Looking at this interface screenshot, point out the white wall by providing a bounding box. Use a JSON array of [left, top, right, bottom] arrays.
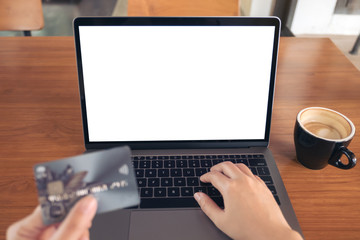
[[290, 0, 360, 35], [241, 0, 275, 16]]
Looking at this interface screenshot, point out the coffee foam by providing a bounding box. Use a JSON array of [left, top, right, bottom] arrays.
[[299, 108, 353, 141], [303, 122, 343, 139]]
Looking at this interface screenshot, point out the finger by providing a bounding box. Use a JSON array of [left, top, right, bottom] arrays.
[[194, 192, 224, 226], [51, 195, 97, 240], [254, 175, 267, 187], [210, 161, 242, 179], [235, 163, 255, 178], [79, 229, 90, 240], [200, 171, 230, 193], [39, 225, 57, 240], [7, 206, 46, 240]]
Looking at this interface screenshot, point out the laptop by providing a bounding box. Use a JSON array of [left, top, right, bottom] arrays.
[[73, 17, 303, 240]]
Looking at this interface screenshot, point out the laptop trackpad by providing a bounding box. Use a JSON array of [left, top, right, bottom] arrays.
[[129, 209, 230, 240]]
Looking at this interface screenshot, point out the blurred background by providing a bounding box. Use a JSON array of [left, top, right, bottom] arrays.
[[0, 0, 359, 70]]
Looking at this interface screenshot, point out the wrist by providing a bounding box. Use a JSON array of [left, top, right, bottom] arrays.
[[261, 226, 303, 240], [289, 230, 303, 240], [280, 228, 303, 240]]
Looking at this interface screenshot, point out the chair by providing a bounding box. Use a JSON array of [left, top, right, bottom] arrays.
[[0, 0, 44, 36]]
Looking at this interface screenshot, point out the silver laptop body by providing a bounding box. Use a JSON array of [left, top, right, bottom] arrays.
[[73, 16, 302, 239]]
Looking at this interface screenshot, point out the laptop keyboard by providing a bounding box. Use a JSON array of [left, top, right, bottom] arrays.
[[132, 154, 280, 208]]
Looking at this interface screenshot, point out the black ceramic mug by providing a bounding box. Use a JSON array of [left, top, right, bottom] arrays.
[[294, 107, 356, 170]]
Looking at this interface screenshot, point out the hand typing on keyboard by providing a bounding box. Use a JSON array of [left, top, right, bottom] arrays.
[[194, 162, 303, 240]]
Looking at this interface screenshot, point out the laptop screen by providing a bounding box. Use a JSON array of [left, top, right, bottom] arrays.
[[74, 17, 280, 148]]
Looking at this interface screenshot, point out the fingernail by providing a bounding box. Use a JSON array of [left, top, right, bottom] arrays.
[[79, 196, 97, 214], [194, 192, 201, 202]]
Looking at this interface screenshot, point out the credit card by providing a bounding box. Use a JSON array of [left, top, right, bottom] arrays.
[[33, 146, 139, 225]]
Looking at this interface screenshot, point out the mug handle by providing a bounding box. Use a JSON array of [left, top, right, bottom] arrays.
[[329, 146, 357, 169]]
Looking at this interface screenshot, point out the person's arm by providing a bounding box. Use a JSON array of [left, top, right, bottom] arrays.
[[194, 162, 303, 240], [7, 195, 97, 240]]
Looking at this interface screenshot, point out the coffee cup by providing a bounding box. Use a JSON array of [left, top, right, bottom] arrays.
[[294, 107, 356, 170]]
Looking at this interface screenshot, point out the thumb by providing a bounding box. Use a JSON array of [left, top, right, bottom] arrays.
[[194, 192, 223, 226], [51, 195, 98, 240]]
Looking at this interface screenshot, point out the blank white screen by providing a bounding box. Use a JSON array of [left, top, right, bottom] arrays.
[[79, 25, 275, 141]]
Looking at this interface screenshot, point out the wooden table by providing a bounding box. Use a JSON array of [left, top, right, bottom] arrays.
[[127, 0, 240, 16], [0, 37, 359, 240]]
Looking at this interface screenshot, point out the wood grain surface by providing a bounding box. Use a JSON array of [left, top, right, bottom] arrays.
[[128, 0, 240, 16], [0, 37, 359, 240]]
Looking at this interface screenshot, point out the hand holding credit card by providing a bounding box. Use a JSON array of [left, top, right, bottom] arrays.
[[33, 146, 139, 225]]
